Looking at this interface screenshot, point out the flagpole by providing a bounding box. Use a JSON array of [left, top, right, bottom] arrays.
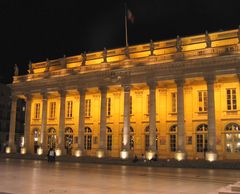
[[124, 3, 129, 47]]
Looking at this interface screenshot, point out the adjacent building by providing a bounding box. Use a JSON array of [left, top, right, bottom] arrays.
[[7, 28, 240, 160]]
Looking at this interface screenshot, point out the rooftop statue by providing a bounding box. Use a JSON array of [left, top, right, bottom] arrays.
[[45, 58, 50, 72], [14, 64, 19, 76], [81, 52, 87, 66], [124, 46, 130, 59], [60, 54, 67, 68], [205, 30, 212, 48], [149, 39, 155, 56], [28, 61, 33, 74], [102, 47, 107, 63], [176, 35, 182, 52]]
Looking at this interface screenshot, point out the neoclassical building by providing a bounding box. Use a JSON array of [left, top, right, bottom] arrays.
[[7, 28, 240, 160]]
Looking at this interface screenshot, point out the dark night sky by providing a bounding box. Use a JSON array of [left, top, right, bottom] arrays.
[[0, 0, 239, 84]]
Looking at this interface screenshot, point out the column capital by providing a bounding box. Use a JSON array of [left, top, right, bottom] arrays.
[[77, 88, 86, 95], [204, 74, 215, 85], [147, 81, 157, 90], [40, 91, 48, 100], [122, 84, 131, 92], [99, 86, 108, 93], [58, 90, 67, 97], [175, 78, 185, 87]]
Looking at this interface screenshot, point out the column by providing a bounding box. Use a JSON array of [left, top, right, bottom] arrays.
[[175, 78, 186, 160], [120, 85, 131, 159], [75, 89, 85, 157], [97, 86, 107, 158], [57, 90, 66, 155], [40, 92, 48, 153], [7, 95, 17, 153], [205, 75, 217, 161], [148, 81, 157, 154], [23, 94, 32, 153]]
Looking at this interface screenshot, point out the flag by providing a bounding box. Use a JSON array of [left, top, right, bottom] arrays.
[[127, 9, 135, 23]]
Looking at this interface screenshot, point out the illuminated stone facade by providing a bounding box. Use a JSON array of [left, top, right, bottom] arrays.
[[8, 28, 240, 160]]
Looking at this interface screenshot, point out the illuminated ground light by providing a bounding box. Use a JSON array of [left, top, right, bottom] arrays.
[[55, 148, 62, 156], [20, 147, 26, 154], [120, 150, 129, 159], [206, 152, 217, 162], [96, 150, 104, 158], [175, 151, 186, 161], [5, 146, 11, 154], [146, 151, 155, 160], [74, 149, 82, 157], [37, 147, 43, 155]]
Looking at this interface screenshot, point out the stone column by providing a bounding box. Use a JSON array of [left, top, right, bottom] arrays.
[[57, 90, 66, 155], [175, 78, 186, 160], [146, 81, 157, 159], [97, 86, 107, 158], [23, 94, 32, 154], [120, 85, 131, 159], [7, 95, 17, 153], [40, 92, 48, 154], [75, 89, 85, 157], [205, 75, 217, 161]]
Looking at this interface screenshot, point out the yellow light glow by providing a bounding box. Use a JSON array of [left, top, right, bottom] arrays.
[[20, 147, 26, 154], [146, 150, 155, 160], [5, 146, 11, 154], [206, 152, 217, 162], [74, 149, 82, 157], [37, 147, 43, 155], [175, 151, 185, 161], [55, 148, 61, 156], [96, 150, 104, 158], [120, 150, 128, 159]]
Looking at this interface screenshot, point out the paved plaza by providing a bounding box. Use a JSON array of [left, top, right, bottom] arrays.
[[0, 159, 239, 194]]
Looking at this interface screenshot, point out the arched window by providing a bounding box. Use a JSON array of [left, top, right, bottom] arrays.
[[225, 123, 240, 153], [84, 127, 92, 150], [33, 128, 40, 153], [130, 127, 134, 150], [196, 124, 208, 152], [64, 127, 73, 154], [169, 125, 177, 152], [106, 127, 112, 151], [47, 128, 56, 149], [145, 126, 158, 151]]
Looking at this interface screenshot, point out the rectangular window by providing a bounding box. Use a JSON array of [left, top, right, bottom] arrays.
[[66, 101, 73, 118], [49, 102, 56, 119], [85, 99, 91, 117], [227, 89, 237, 110], [106, 98, 111, 116], [198, 91, 208, 112], [170, 134, 176, 152], [107, 135, 112, 151], [130, 96, 133, 115], [171, 92, 177, 113], [34, 103, 40, 119]]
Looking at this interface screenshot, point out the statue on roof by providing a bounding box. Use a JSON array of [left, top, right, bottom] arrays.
[[102, 47, 107, 63], [205, 30, 212, 48], [149, 39, 155, 56], [176, 35, 182, 52], [124, 46, 130, 59], [45, 58, 50, 72], [61, 54, 67, 68], [238, 25, 240, 43], [28, 61, 33, 74], [81, 52, 87, 66], [14, 64, 19, 76]]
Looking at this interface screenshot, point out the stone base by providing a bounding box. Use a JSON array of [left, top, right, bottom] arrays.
[[20, 147, 27, 155], [96, 149, 105, 158], [206, 151, 217, 162], [74, 149, 83, 157], [146, 150, 156, 160], [174, 151, 186, 161], [120, 150, 129, 160]]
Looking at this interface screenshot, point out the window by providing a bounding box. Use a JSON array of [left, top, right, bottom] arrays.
[[130, 127, 134, 150], [106, 127, 112, 151], [198, 91, 208, 112], [130, 96, 133, 115], [66, 101, 73, 118], [196, 124, 208, 152], [169, 125, 177, 152], [85, 99, 91, 117], [49, 102, 56, 119], [226, 89, 237, 110], [47, 128, 56, 149], [64, 127, 73, 154], [84, 127, 92, 150], [34, 103, 40, 119], [106, 98, 111, 116], [225, 123, 240, 153], [171, 92, 177, 113]]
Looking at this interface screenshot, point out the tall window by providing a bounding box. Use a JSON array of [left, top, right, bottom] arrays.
[[198, 91, 208, 112], [34, 103, 40, 119], [49, 102, 56, 119], [130, 96, 133, 115], [47, 128, 56, 149], [66, 101, 73, 118], [130, 127, 134, 150], [226, 89, 237, 110], [196, 124, 208, 152], [84, 127, 92, 150], [106, 127, 112, 151], [225, 123, 240, 153], [85, 99, 91, 117], [106, 98, 111, 116], [171, 92, 177, 113], [169, 125, 177, 152]]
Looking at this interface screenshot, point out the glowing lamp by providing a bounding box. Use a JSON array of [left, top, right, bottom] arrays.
[[96, 150, 104, 158], [5, 146, 11, 154], [20, 147, 26, 154], [37, 147, 43, 155], [175, 151, 186, 161], [74, 149, 82, 157], [146, 150, 155, 160], [55, 148, 61, 156], [120, 150, 129, 159], [206, 152, 217, 162]]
